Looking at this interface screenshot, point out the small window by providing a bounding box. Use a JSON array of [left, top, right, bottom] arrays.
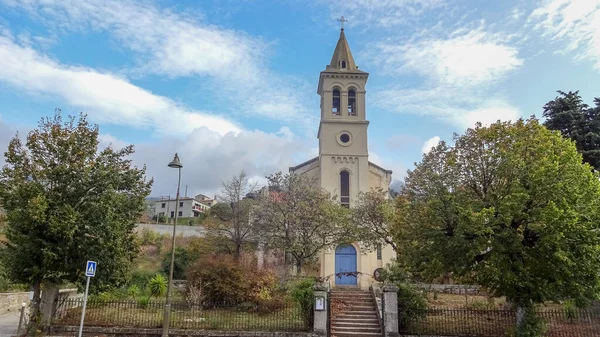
[[348, 89, 356, 116], [170, 211, 174, 218], [179, 201, 183, 207], [340, 170, 350, 207], [341, 60, 347, 68], [340, 133, 350, 143], [178, 211, 182, 216], [376, 244, 382, 260], [161, 203, 166, 208], [332, 88, 341, 115]]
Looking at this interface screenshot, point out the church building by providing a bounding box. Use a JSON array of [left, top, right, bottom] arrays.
[[289, 27, 395, 289]]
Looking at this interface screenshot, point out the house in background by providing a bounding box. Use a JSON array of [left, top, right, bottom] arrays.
[[154, 195, 212, 219]]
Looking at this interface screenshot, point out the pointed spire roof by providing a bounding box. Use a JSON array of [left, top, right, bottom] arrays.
[[326, 29, 364, 73]]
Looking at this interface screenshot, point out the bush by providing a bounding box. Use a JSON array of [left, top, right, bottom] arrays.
[[137, 296, 150, 309], [396, 283, 428, 330], [139, 228, 163, 246], [130, 269, 155, 289], [289, 278, 314, 328], [127, 284, 141, 299], [186, 255, 281, 305], [161, 247, 193, 280], [515, 307, 547, 337], [149, 274, 167, 297]]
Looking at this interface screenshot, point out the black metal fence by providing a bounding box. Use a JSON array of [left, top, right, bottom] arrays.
[[52, 298, 311, 332], [401, 308, 600, 337]]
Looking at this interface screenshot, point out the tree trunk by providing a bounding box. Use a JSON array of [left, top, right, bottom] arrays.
[[295, 260, 304, 276], [28, 279, 42, 333], [516, 305, 525, 328]]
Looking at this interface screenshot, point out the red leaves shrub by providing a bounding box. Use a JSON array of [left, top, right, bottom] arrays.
[[186, 255, 281, 306]]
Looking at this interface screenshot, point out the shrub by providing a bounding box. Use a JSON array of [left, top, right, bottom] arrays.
[[139, 228, 163, 246], [130, 269, 155, 289], [137, 296, 150, 309], [127, 284, 141, 299], [396, 283, 428, 330], [515, 307, 547, 337], [187, 256, 248, 304], [289, 278, 314, 328], [149, 274, 167, 297], [161, 247, 192, 280], [186, 255, 281, 305]]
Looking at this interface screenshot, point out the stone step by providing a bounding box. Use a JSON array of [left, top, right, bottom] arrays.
[[329, 331, 383, 337], [334, 311, 377, 319], [332, 326, 382, 333], [332, 321, 380, 328]]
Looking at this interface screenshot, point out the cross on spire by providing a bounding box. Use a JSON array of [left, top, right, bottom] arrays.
[[337, 16, 348, 30]]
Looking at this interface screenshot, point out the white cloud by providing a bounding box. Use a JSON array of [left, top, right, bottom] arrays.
[[2, 0, 315, 124], [126, 128, 310, 197], [372, 86, 521, 130], [0, 34, 240, 137], [529, 0, 600, 70], [1, 117, 310, 198], [421, 136, 440, 154], [327, 0, 445, 28], [386, 134, 421, 151], [367, 23, 523, 129], [371, 27, 523, 88]]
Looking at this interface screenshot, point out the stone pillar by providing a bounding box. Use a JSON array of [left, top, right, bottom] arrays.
[[383, 285, 399, 337], [40, 283, 59, 327], [313, 283, 328, 336]]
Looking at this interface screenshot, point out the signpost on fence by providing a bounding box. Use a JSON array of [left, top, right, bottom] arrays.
[[78, 260, 96, 337]]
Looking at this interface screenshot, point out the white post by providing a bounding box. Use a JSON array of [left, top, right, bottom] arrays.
[[78, 276, 91, 337]]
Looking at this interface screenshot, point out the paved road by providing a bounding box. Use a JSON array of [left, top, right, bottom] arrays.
[[0, 310, 25, 337]]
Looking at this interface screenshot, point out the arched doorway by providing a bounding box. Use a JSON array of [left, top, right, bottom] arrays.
[[335, 244, 357, 286]]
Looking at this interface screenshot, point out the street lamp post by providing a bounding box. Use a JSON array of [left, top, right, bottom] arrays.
[[162, 153, 182, 337]]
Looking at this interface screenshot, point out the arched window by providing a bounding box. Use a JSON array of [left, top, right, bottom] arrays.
[[348, 88, 356, 116], [340, 170, 350, 208], [341, 60, 347, 68], [332, 88, 341, 115]]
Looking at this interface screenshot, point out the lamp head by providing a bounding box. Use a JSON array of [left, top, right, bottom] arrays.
[[168, 153, 183, 169]]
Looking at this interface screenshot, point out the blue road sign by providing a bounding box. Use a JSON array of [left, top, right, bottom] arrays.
[[85, 261, 97, 277]]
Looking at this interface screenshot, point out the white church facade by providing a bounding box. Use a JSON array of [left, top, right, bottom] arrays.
[[289, 27, 395, 289]]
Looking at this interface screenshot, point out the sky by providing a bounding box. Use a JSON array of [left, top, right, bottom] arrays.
[[0, 0, 599, 198]]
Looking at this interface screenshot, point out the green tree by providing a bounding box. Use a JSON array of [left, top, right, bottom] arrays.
[[543, 90, 600, 171], [205, 171, 257, 258], [400, 118, 600, 330], [352, 188, 398, 253], [253, 172, 354, 274], [0, 112, 152, 324]]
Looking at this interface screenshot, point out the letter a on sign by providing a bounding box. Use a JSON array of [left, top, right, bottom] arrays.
[[86, 261, 97, 277]]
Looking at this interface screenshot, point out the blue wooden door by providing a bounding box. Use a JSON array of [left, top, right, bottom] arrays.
[[335, 244, 357, 285]]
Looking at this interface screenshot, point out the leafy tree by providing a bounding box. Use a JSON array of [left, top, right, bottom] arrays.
[[543, 90, 600, 171], [352, 188, 398, 253], [399, 118, 600, 329], [204, 171, 257, 258], [0, 112, 152, 323], [253, 172, 354, 274]]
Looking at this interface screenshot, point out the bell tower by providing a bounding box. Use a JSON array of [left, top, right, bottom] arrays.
[[317, 26, 370, 207]]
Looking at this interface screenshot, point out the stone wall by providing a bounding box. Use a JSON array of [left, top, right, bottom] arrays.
[[413, 283, 483, 295], [135, 223, 206, 237], [0, 292, 29, 313], [50, 326, 318, 337]]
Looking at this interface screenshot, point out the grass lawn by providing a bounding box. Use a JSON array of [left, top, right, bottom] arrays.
[[409, 292, 600, 336], [55, 301, 308, 332]]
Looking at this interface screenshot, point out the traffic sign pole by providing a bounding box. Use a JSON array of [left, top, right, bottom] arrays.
[[78, 261, 97, 337], [78, 276, 91, 337]]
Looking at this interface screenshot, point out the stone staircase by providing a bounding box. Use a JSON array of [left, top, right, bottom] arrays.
[[330, 288, 382, 337]]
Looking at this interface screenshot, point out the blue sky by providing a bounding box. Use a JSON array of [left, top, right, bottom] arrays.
[[0, 0, 599, 197]]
